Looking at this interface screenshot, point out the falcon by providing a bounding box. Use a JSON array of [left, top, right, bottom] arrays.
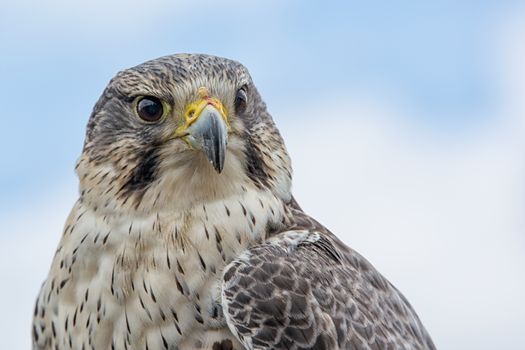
[[32, 54, 435, 350]]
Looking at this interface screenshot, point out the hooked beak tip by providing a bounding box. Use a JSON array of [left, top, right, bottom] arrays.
[[184, 104, 228, 173]]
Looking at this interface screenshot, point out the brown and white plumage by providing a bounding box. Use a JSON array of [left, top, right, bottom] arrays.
[[32, 54, 435, 350]]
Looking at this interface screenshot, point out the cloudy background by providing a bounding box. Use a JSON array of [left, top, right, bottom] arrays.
[[1, 0, 524, 348]]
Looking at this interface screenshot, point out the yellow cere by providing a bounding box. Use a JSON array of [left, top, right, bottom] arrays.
[[188, 88, 227, 122]]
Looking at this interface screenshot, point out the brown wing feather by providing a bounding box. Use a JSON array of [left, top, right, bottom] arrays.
[[221, 230, 435, 350]]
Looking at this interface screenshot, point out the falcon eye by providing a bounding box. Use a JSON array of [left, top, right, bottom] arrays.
[[234, 86, 248, 113], [135, 96, 165, 122]]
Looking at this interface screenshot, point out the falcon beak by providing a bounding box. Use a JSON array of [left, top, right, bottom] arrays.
[[176, 87, 229, 173]]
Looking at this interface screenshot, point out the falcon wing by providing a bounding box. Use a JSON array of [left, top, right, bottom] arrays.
[[221, 230, 435, 350]]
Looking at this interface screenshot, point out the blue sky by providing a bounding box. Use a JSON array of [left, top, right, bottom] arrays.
[[0, 0, 519, 204], [1, 1, 524, 349]]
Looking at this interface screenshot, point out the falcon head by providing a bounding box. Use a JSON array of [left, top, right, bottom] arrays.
[[77, 54, 292, 212]]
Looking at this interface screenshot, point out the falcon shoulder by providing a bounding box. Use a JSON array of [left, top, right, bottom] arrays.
[[221, 215, 435, 350]]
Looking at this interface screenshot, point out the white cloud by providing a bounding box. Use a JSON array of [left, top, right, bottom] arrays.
[[279, 93, 525, 349], [0, 183, 77, 349]]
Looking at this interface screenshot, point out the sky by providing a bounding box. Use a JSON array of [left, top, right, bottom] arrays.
[[1, 0, 524, 348]]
